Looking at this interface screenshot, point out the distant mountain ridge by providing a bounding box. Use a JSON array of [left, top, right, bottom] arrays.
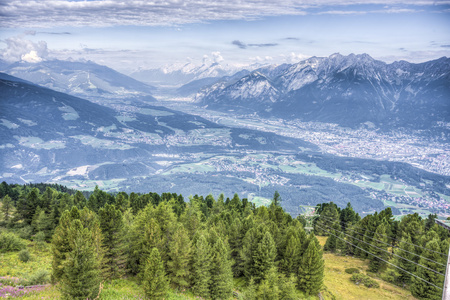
[[130, 61, 263, 87], [196, 54, 450, 128], [2, 59, 156, 102], [0, 73, 313, 184]]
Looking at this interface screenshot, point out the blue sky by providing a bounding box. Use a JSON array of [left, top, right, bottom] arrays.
[[1, 0, 449, 72]]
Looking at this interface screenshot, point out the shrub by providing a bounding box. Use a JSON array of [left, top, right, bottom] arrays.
[[27, 269, 50, 285], [18, 249, 31, 262], [17, 226, 33, 240], [0, 231, 26, 252], [345, 268, 360, 274], [350, 273, 380, 288]]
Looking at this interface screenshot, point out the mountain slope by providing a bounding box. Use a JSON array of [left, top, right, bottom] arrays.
[[2, 60, 156, 102], [197, 54, 450, 128], [0, 73, 313, 184]]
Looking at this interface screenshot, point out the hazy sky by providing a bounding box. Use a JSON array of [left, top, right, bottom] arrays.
[[1, 0, 449, 73]]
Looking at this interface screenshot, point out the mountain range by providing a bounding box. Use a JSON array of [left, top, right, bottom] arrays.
[[195, 53, 450, 129], [0, 72, 312, 185], [1, 60, 156, 102]]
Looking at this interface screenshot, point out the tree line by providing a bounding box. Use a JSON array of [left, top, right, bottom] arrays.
[[0, 183, 324, 299], [314, 202, 449, 300]]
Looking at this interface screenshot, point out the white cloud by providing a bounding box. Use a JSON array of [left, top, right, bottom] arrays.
[[288, 52, 310, 63], [211, 51, 224, 63], [1, 36, 48, 63], [21, 50, 43, 63], [1, 0, 447, 28]]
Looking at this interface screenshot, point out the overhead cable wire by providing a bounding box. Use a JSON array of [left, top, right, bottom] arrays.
[[315, 223, 444, 291], [318, 217, 446, 267], [318, 215, 447, 257], [316, 220, 445, 277]]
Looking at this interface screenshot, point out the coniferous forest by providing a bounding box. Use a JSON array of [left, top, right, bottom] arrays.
[[0, 181, 448, 299]]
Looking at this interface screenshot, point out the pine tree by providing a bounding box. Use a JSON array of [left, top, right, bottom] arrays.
[[1, 195, 12, 223], [98, 203, 126, 279], [253, 231, 277, 283], [314, 202, 339, 236], [272, 191, 281, 207], [395, 234, 416, 285], [51, 207, 103, 284], [60, 219, 101, 300], [210, 236, 233, 300], [257, 267, 280, 300], [167, 223, 192, 288], [142, 247, 169, 300], [335, 232, 346, 255], [323, 223, 340, 253], [192, 234, 211, 298], [410, 239, 445, 300], [368, 223, 388, 273], [298, 234, 324, 296], [281, 235, 301, 276]]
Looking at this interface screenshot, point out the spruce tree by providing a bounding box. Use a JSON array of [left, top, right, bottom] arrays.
[[395, 234, 416, 285], [253, 231, 277, 283], [410, 239, 445, 300], [257, 266, 280, 300], [60, 219, 101, 300], [210, 237, 233, 299], [167, 223, 192, 288], [314, 202, 339, 236], [281, 235, 301, 276], [98, 203, 126, 279], [298, 234, 324, 296], [368, 223, 388, 273], [142, 247, 169, 300], [1, 195, 12, 224], [192, 234, 211, 298], [323, 223, 339, 253]]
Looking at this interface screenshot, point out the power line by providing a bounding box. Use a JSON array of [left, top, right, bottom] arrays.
[[319, 215, 447, 257], [316, 220, 445, 277], [319, 217, 446, 267], [315, 223, 444, 291]]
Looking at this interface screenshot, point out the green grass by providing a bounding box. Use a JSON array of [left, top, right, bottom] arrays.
[[316, 236, 417, 300]]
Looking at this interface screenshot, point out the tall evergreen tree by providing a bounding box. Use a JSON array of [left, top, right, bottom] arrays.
[[60, 219, 101, 300], [167, 223, 192, 288], [298, 234, 324, 296], [142, 248, 169, 300], [1, 195, 12, 223], [314, 202, 339, 236], [98, 203, 126, 279], [253, 231, 277, 283], [281, 235, 301, 276], [257, 267, 281, 300], [395, 234, 416, 285], [192, 234, 212, 298], [210, 236, 233, 300], [410, 239, 445, 300], [368, 223, 389, 273]]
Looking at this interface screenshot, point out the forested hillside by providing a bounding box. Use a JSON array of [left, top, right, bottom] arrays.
[[315, 202, 449, 299], [0, 183, 323, 299], [0, 182, 447, 299]]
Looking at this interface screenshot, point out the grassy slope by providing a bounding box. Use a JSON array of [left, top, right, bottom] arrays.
[[317, 236, 417, 300]]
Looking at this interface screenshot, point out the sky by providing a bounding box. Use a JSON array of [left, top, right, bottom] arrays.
[[1, 0, 450, 73]]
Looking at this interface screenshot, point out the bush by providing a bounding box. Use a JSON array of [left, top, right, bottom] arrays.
[[17, 226, 33, 240], [18, 249, 31, 262], [350, 273, 380, 288], [0, 231, 26, 252], [345, 268, 360, 274], [27, 269, 50, 285]]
